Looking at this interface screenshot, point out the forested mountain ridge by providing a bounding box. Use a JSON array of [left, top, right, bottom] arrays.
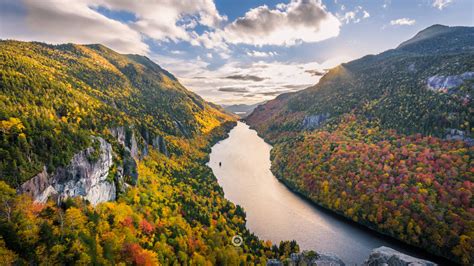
[[0, 40, 302, 264], [247, 25, 473, 141], [0, 40, 232, 187], [246, 25, 474, 264]]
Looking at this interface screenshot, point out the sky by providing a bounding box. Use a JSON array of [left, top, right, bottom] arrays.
[[0, 0, 473, 105]]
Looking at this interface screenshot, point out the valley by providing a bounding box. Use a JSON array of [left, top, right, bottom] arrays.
[[208, 122, 448, 265], [0, 2, 472, 263], [246, 25, 474, 264]]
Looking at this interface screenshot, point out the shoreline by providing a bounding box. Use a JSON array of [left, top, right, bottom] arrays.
[[240, 121, 456, 265]]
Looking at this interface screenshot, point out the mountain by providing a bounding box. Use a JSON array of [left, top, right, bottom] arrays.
[[222, 101, 266, 118], [0, 40, 301, 264], [246, 25, 474, 264]]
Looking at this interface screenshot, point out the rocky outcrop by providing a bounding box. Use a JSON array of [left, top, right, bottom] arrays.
[[267, 259, 283, 266], [364, 247, 436, 266], [174, 120, 190, 137], [130, 132, 139, 160], [19, 137, 116, 206], [110, 126, 127, 146], [152, 135, 169, 157], [19, 167, 55, 203], [446, 128, 474, 146], [110, 126, 139, 159], [266, 248, 436, 266], [302, 113, 330, 130], [427, 71, 474, 93], [267, 251, 344, 266], [312, 254, 345, 266]]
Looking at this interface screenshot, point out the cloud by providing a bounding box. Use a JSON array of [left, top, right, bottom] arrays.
[[247, 50, 278, 57], [338, 6, 370, 24], [432, 0, 453, 10], [96, 0, 226, 42], [152, 52, 352, 105], [0, 0, 148, 54], [390, 18, 416, 26], [0, 0, 344, 54], [283, 84, 313, 89], [305, 69, 326, 76], [0, 0, 228, 54], [218, 0, 340, 46], [218, 87, 249, 93], [257, 90, 290, 96], [363, 10, 370, 19], [224, 74, 267, 82], [382, 0, 391, 9]]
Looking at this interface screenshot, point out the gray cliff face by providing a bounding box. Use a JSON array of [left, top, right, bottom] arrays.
[[19, 137, 115, 206], [427, 71, 474, 93], [174, 120, 190, 137], [446, 128, 474, 146], [302, 113, 330, 130], [19, 125, 171, 205], [364, 247, 437, 266], [130, 132, 139, 160], [152, 135, 169, 157], [110, 126, 126, 146], [110, 126, 139, 159]]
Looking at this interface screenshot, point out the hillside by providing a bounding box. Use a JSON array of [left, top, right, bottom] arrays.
[[0, 40, 300, 264], [246, 25, 474, 264]]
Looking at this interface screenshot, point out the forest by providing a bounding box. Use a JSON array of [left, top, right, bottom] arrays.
[[271, 115, 473, 264], [247, 25, 474, 264], [0, 40, 302, 264]]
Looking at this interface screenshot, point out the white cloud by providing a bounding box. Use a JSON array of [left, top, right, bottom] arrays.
[[0, 0, 228, 54], [340, 11, 356, 23], [432, 0, 453, 10], [338, 6, 370, 24], [218, 0, 341, 46], [0, 0, 148, 54], [247, 50, 278, 57], [363, 10, 370, 19], [0, 0, 350, 55], [96, 0, 227, 43], [152, 53, 352, 104], [390, 18, 416, 26], [0, 0, 358, 105]]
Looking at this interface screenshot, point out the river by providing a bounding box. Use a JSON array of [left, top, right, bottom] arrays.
[[208, 122, 443, 265]]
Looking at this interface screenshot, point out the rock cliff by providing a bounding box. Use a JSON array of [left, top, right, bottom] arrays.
[[19, 124, 175, 204], [266, 247, 436, 266], [19, 137, 116, 206], [364, 247, 437, 266], [302, 113, 330, 130]]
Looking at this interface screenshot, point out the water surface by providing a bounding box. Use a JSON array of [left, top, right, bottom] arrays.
[[209, 122, 441, 265]]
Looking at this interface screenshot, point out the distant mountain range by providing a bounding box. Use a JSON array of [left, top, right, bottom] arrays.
[[246, 25, 474, 264], [222, 102, 266, 117]]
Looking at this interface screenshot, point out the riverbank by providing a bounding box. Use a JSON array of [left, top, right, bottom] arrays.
[[272, 171, 455, 265], [209, 122, 449, 265]]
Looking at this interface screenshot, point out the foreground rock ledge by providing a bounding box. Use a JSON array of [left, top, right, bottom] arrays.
[[266, 246, 437, 266], [364, 246, 437, 266]]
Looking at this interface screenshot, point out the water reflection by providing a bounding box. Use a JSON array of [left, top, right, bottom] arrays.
[[209, 122, 439, 265]]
